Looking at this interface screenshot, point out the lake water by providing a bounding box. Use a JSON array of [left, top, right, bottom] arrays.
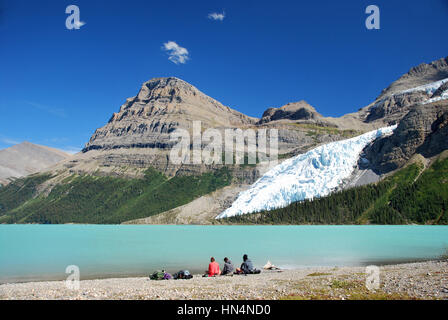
[[1, 225, 447, 283]]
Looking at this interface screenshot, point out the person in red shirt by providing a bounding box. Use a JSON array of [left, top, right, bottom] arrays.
[[207, 257, 221, 277]]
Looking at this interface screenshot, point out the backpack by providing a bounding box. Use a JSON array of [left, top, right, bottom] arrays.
[[150, 270, 165, 280], [163, 272, 172, 280], [173, 270, 193, 279], [246, 269, 261, 275]]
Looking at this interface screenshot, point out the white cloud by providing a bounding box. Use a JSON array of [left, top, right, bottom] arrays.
[[208, 12, 225, 21], [0, 137, 21, 145], [162, 41, 189, 65], [25, 101, 67, 118]]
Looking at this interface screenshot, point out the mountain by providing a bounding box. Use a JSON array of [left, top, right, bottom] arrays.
[[0, 56, 447, 224], [218, 58, 448, 219], [83, 77, 257, 153], [0, 142, 71, 185]]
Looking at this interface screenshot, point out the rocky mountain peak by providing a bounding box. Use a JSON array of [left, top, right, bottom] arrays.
[[278, 100, 319, 114], [405, 56, 448, 78], [135, 77, 201, 103], [259, 100, 322, 124], [378, 56, 448, 99], [114, 77, 230, 116], [359, 56, 448, 125], [84, 77, 257, 152]]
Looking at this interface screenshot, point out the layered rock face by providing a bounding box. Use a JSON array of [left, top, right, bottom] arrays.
[[364, 91, 428, 123], [364, 100, 448, 173], [84, 77, 256, 152], [70, 78, 265, 179]]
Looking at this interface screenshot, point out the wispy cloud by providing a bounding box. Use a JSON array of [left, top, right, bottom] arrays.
[[208, 12, 225, 21], [0, 136, 21, 145], [162, 41, 189, 65], [25, 101, 67, 118]]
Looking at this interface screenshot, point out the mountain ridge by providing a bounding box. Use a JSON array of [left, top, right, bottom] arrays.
[[378, 56, 448, 99], [0, 142, 71, 185]]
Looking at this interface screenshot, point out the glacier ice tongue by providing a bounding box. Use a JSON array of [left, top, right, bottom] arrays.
[[216, 125, 397, 219]]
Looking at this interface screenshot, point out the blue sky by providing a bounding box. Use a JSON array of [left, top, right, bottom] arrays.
[[1, 0, 447, 153]]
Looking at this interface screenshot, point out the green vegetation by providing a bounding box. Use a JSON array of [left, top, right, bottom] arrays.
[[291, 123, 361, 138], [280, 277, 416, 300], [0, 167, 232, 224], [0, 174, 53, 214], [307, 272, 332, 277], [224, 156, 448, 225], [370, 158, 448, 224], [331, 279, 357, 289]]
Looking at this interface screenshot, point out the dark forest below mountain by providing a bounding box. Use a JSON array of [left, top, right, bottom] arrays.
[[222, 154, 448, 225], [0, 167, 232, 224]]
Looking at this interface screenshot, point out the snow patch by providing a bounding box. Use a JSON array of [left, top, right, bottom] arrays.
[[370, 78, 448, 110], [422, 90, 448, 105], [216, 126, 397, 219], [401, 77, 448, 95]]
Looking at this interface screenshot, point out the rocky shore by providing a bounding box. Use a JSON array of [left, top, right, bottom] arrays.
[[1, 260, 447, 300]]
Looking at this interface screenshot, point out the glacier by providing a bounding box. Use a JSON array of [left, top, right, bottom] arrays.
[[216, 125, 397, 219]]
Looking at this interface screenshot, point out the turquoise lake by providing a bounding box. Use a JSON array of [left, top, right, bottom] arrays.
[[1, 225, 448, 283]]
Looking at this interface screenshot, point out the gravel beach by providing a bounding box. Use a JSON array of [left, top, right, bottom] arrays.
[[1, 260, 447, 300]]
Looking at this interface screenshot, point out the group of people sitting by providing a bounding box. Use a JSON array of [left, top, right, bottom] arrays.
[[204, 254, 261, 277]]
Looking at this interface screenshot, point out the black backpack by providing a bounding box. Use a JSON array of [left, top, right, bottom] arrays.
[[173, 270, 193, 279]]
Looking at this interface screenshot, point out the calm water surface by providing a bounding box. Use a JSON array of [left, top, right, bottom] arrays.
[[1, 225, 447, 283]]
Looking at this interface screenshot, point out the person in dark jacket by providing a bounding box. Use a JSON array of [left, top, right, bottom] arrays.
[[221, 257, 234, 275], [236, 254, 255, 274]]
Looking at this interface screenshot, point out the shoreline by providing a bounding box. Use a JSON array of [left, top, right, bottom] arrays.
[[1, 260, 447, 300], [0, 257, 438, 285]]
